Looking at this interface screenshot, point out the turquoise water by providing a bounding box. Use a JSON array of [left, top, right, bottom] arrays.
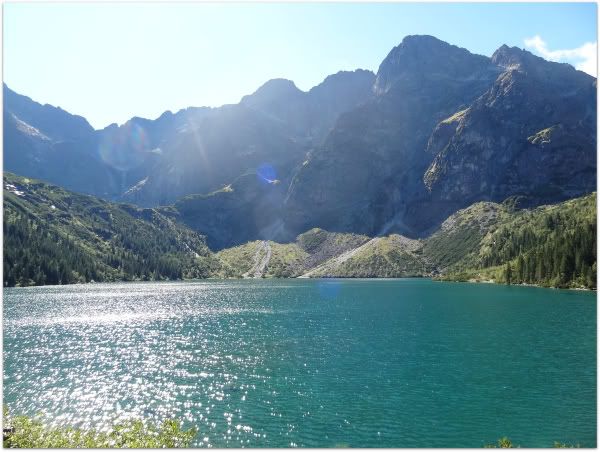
[[3, 279, 596, 447]]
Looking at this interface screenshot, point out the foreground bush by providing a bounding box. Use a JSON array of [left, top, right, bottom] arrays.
[[3, 412, 197, 448], [485, 437, 581, 448], [485, 437, 515, 448]]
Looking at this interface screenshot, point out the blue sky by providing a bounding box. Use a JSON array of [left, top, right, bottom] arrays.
[[4, 2, 597, 129]]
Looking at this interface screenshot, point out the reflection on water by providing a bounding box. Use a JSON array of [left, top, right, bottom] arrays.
[[3, 280, 597, 447]]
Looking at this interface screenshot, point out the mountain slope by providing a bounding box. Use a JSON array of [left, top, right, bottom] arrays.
[[5, 68, 375, 212], [3, 173, 219, 287], [439, 193, 597, 288], [214, 228, 372, 278], [4, 172, 595, 289], [217, 194, 596, 289], [111, 70, 376, 207], [167, 171, 290, 250]]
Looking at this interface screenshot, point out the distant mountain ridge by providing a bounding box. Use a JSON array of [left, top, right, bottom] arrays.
[[4, 68, 375, 206], [4, 35, 596, 249]]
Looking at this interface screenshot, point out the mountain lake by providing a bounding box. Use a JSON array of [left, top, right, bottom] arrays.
[[3, 279, 596, 447]]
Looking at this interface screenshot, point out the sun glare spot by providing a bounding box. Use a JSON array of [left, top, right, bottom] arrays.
[[256, 164, 277, 185]]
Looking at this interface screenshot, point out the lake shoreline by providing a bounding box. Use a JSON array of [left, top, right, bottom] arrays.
[[433, 276, 596, 292], [4, 275, 596, 292]]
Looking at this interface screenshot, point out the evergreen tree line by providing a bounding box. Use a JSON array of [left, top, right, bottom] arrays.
[[481, 209, 596, 289], [3, 211, 216, 287], [4, 216, 103, 286]]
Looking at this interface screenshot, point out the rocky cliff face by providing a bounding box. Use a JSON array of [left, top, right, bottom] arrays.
[[4, 85, 95, 142], [119, 103, 306, 206], [240, 70, 375, 142], [424, 45, 596, 209]]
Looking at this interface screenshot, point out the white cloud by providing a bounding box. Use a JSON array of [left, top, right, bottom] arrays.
[[524, 35, 597, 77]]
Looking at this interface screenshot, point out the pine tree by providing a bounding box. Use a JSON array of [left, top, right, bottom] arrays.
[[504, 262, 513, 285]]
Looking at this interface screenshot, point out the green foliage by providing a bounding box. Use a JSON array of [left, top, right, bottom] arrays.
[[484, 437, 581, 448], [215, 230, 372, 278], [297, 228, 330, 253], [266, 243, 310, 277], [314, 235, 425, 278], [440, 108, 469, 124], [215, 241, 309, 278], [215, 194, 596, 285], [553, 441, 581, 448], [3, 413, 196, 448], [504, 262, 513, 285], [478, 194, 596, 289], [484, 437, 515, 448], [483, 436, 519, 449], [528, 125, 558, 145], [3, 173, 220, 287], [214, 241, 260, 277], [423, 222, 482, 269], [440, 193, 596, 289], [498, 437, 514, 448], [422, 202, 502, 271]]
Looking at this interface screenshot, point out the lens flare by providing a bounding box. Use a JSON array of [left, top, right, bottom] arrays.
[[317, 280, 341, 300], [256, 164, 277, 184], [98, 122, 149, 172]]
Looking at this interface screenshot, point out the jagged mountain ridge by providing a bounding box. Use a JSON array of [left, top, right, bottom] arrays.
[[4, 68, 375, 207], [3, 87, 126, 198], [4, 35, 596, 249]]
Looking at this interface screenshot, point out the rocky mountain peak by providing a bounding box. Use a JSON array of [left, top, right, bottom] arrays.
[[310, 69, 375, 93], [4, 83, 95, 142], [241, 78, 303, 107], [307, 69, 375, 110], [491, 44, 539, 70], [4, 36, 596, 250], [374, 35, 493, 95], [491, 43, 595, 91]]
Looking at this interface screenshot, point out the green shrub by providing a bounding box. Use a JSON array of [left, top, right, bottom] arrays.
[[3, 411, 197, 448]]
